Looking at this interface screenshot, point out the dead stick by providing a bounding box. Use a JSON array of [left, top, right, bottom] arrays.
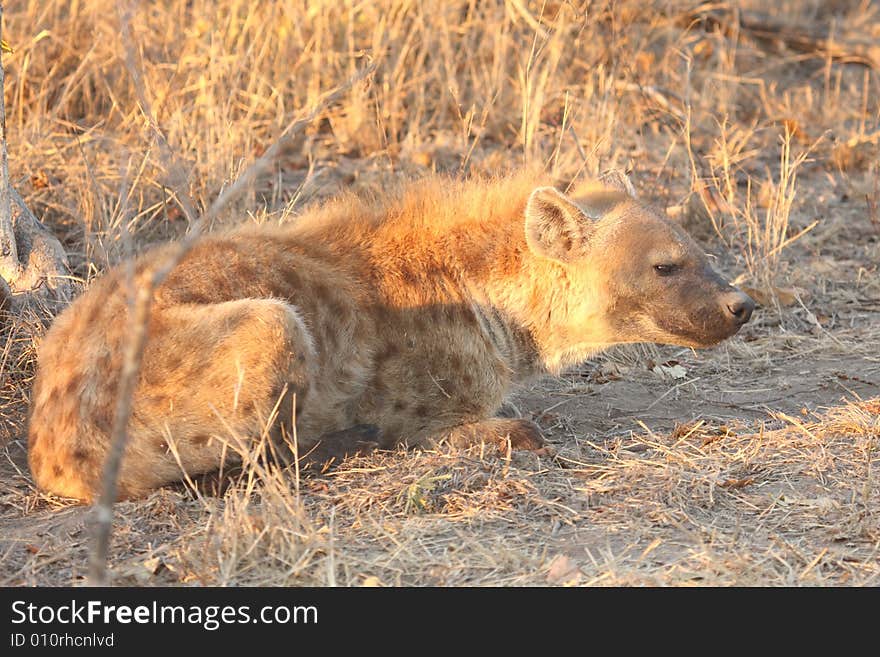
[[203, 67, 375, 225], [687, 7, 880, 70], [117, 3, 199, 225], [86, 276, 151, 584], [0, 6, 19, 282]]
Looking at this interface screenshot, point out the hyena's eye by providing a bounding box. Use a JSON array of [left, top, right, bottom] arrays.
[[653, 264, 679, 276]]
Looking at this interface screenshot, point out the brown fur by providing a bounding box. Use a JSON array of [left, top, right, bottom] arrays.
[[27, 172, 754, 501]]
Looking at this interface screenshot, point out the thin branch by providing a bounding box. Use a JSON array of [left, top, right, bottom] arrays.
[[117, 2, 199, 226], [87, 7, 375, 583], [86, 279, 151, 586], [687, 6, 880, 70], [0, 6, 19, 282], [203, 65, 374, 226], [0, 270, 10, 309]]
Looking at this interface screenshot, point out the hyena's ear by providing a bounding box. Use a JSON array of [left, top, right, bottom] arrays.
[[524, 187, 593, 263]]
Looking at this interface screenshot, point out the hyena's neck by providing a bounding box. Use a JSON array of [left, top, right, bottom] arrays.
[[451, 223, 611, 378], [461, 283, 545, 381]]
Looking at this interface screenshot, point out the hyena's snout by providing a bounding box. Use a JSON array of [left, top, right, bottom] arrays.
[[660, 274, 757, 348], [721, 288, 755, 326]]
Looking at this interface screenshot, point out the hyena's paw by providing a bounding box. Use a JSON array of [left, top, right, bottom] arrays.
[[495, 418, 552, 454], [443, 418, 553, 455]]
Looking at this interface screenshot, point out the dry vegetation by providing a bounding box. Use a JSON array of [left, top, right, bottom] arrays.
[[1, 0, 878, 586]]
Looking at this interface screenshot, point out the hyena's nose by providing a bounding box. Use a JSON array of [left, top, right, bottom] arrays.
[[725, 290, 755, 324]]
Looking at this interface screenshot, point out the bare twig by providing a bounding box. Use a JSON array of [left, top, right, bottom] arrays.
[[687, 6, 880, 70], [0, 6, 19, 282], [202, 61, 375, 226], [867, 172, 879, 232], [87, 6, 375, 585], [117, 2, 198, 226], [86, 277, 152, 586], [0, 271, 10, 309]]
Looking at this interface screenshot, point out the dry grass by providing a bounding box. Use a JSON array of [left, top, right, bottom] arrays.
[[0, 0, 878, 586]]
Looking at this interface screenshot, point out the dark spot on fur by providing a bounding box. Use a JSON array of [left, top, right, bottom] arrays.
[[93, 405, 115, 434], [282, 269, 302, 292], [192, 434, 211, 446], [372, 375, 388, 394], [52, 464, 64, 478], [312, 282, 330, 301], [415, 403, 431, 418], [97, 351, 114, 372], [462, 373, 474, 386], [64, 376, 82, 397], [457, 395, 478, 412], [393, 400, 408, 411], [374, 305, 395, 323], [326, 298, 348, 321], [72, 449, 90, 462], [375, 342, 399, 362], [455, 306, 477, 325]]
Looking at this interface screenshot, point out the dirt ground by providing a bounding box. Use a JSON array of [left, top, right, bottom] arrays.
[[0, 1, 878, 586]]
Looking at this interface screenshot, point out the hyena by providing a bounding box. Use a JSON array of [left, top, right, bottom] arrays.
[[27, 172, 754, 501]]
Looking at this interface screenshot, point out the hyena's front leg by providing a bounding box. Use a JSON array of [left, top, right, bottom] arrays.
[[297, 423, 387, 470], [195, 423, 386, 495], [427, 418, 550, 454]]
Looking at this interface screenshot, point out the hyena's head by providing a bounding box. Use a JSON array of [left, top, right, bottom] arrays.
[[524, 184, 754, 351]]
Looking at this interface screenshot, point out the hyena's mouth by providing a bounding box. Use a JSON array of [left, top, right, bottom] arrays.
[[650, 309, 749, 348]]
